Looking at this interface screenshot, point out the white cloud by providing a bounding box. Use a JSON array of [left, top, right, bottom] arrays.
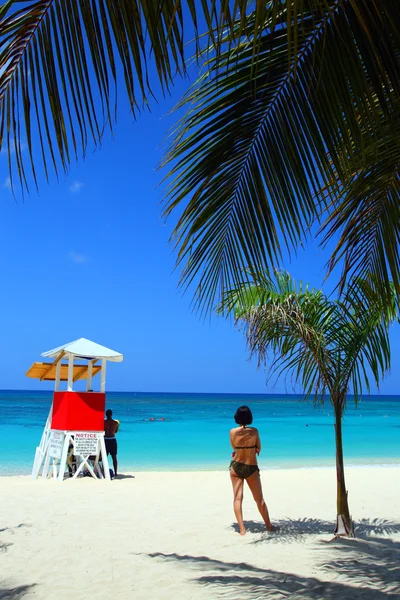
[[3, 177, 11, 189], [1, 138, 27, 154], [69, 251, 89, 264], [69, 180, 84, 193]]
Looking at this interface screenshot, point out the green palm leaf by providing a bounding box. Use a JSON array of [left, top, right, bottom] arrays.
[[320, 100, 400, 302], [223, 270, 396, 405], [0, 0, 272, 191], [164, 0, 400, 311], [223, 271, 336, 399]]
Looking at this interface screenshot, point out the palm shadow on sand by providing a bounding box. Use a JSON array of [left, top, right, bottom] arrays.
[[0, 524, 32, 554], [143, 518, 400, 599], [320, 536, 400, 594], [0, 584, 36, 600], [230, 517, 400, 544], [0, 524, 31, 534], [145, 535, 400, 600]]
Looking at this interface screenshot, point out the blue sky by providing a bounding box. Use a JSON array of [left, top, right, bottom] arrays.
[[0, 55, 399, 395]]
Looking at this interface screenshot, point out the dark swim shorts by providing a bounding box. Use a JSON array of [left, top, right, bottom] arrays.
[[105, 438, 118, 456]]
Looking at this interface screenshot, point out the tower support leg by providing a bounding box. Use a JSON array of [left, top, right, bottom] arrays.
[[57, 434, 71, 482]]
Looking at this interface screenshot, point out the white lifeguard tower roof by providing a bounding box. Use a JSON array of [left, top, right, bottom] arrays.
[[41, 338, 123, 363]]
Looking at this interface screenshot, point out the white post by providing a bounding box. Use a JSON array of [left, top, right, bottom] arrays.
[[100, 358, 106, 393], [41, 439, 52, 479], [86, 360, 93, 392], [55, 360, 61, 392], [67, 354, 74, 392], [40, 406, 52, 452], [32, 405, 53, 479], [57, 434, 70, 482]]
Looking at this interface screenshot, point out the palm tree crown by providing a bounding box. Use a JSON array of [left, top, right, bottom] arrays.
[[223, 271, 398, 404]]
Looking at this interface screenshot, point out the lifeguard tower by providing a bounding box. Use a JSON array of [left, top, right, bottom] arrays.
[[26, 338, 123, 481]]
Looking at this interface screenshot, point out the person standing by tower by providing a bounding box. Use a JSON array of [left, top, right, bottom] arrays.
[[104, 409, 119, 478]]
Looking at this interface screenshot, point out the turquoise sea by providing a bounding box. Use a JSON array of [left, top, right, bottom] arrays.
[[1, 390, 399, 475]]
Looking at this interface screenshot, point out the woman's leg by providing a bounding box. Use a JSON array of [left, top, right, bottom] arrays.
[[230, 470, 246, 535], [246, 471, 272, 531]]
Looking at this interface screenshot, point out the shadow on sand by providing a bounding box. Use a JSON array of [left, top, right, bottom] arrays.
[[0, 524, 32, 554], [0, 524, 31, 534], [146, 548, 399, 599], [0, 584, 36, 600], [230, 517, 400, 544], [144, 518, 400, 599], [320, 536, 400, 595]]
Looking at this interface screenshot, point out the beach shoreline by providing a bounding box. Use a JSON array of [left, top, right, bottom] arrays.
[[1, 466, 399, 599], [2, 457, 400, 477]]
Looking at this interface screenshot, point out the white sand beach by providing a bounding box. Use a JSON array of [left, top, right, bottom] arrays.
[[1, 466, 399, 599]]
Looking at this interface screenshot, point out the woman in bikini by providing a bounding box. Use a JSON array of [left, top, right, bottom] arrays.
[[230, 405, 273, 535]]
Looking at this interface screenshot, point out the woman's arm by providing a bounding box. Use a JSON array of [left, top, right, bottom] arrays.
[[255, 429, 261, 454], [230, 429, 236, 450]]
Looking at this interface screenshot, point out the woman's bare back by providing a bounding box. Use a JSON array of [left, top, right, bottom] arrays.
[[230, 426, 260, 464]]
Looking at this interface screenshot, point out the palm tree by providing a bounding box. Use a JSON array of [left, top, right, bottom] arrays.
[[1, 2, 399, 311], [221, 271, 399, 536]]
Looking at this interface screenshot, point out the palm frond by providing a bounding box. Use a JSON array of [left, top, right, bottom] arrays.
[[163, 0, 400, 312], [335, 278, 396, 402], [320, 102, 400, 302], [227, 272, 397, 405], [227, 270, 334, 400], [0, 0, 272, 191]]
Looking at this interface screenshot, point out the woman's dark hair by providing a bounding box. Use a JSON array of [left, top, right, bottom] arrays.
[[234, 405, 253, 426]]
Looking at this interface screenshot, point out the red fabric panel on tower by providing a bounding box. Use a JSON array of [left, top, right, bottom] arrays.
[[51, 392, 105, 431]]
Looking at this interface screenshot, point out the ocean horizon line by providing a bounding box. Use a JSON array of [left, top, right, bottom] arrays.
[[2, 388, 400, 399]]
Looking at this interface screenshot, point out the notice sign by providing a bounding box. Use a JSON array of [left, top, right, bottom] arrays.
[[49, 431, 65, 459], [74, 433, 99, 456]]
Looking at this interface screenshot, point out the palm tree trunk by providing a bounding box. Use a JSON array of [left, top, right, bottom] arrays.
[[334, 404, 354, 536]]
